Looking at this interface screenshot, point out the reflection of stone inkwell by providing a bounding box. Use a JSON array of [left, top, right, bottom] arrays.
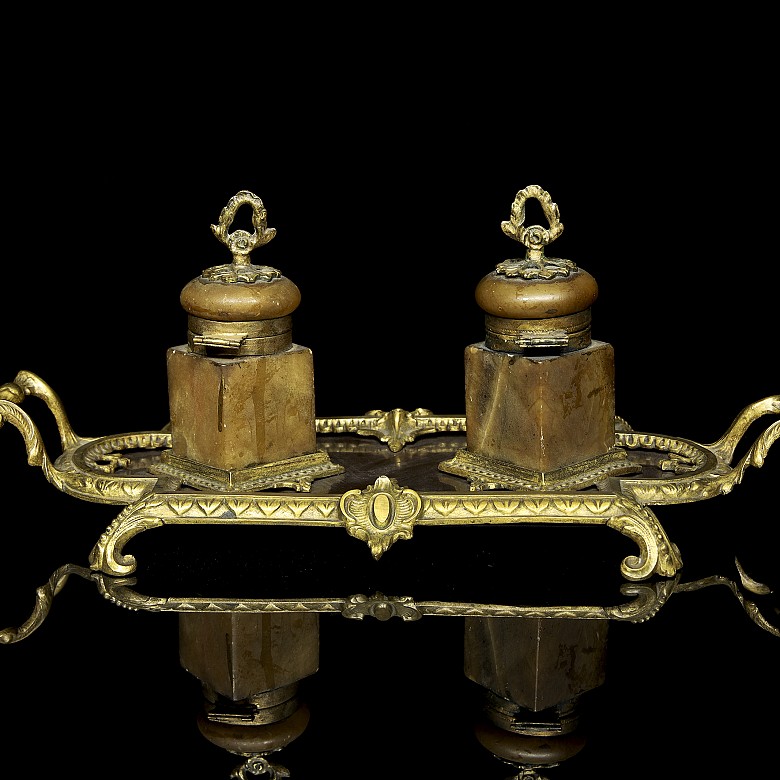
[[151, 191, 343, 770], [441, 185, 639, 775], [441, 183, 637, 490]]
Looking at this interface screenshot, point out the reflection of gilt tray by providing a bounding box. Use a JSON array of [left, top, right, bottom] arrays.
[[94, 570, 681, 623], [2, 373, 778, 586]]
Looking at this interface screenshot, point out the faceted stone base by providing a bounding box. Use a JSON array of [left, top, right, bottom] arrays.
[[166, 344, 317, 471], [464, 617, 609, 709], [180, 612, 320, 701], [464, 341, 616, 473]]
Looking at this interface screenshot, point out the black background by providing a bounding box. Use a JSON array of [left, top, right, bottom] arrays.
[[1, 34, 779, 780]]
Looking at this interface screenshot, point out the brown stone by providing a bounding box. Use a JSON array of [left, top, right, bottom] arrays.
[[179, 612, 320, 701], [180, 275, 301, 322], [166, 345, 316, 470], [464, 616, 608, 710], [464, 340, 615, 472], [473, 719, 587, 766], [475, 268, 598, 320]]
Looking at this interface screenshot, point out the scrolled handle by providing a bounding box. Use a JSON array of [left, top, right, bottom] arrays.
[[210, 190, 277, 264], [501, 184, 564, 256]]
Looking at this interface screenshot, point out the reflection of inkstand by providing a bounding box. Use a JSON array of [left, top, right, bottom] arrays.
[[441, 184, 640, 772], [150, 191, 342, 771], [0, 184, 777, 778]]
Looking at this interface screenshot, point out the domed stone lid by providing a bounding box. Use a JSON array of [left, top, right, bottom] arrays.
[[476, 185, 598, 353], [180, 273, 301, 323], [475, 269, 597, 320], [181, 191, 300, 356]]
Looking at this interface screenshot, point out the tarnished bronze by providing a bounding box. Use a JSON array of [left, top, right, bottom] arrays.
[[484, 310, 592, 352]]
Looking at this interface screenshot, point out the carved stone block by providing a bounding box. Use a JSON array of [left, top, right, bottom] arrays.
[[464, 616, 608, 710], [464, 341, 615, 472], [179, 613, 320, 701], [166, 344, 316, 470]]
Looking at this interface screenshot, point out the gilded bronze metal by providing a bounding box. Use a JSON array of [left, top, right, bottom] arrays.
[[152, 449, 342, 492], [230, 756, 290, 780], [81, 478, 683, 579]]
